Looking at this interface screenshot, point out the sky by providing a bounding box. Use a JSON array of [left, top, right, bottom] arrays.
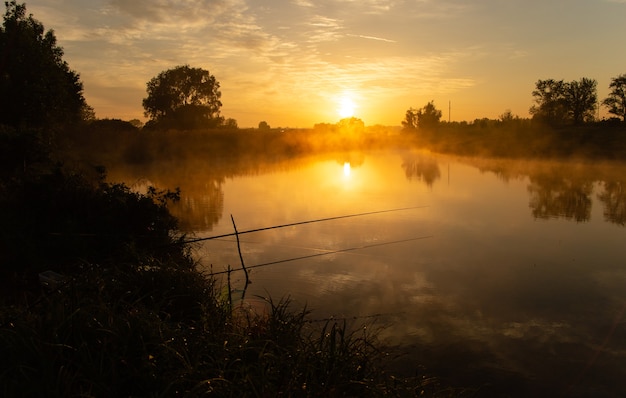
[[24, 0, 626, 128]]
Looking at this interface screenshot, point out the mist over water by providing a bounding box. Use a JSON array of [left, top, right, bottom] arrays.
[[105, 145, 626, 396]]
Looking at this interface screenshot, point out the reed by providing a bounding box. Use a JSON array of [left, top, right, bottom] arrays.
[[0, 263, 448, 396]]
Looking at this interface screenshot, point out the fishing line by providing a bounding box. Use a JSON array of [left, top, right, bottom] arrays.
[[181, 205, 428, 245], [210, 234, 433, 276]]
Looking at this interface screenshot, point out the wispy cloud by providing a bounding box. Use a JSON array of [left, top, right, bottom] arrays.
[[107, 0, 238, 26], [347, 34, 396, 43], [305, 15, 344, 43], [292, 0, 315, 7]]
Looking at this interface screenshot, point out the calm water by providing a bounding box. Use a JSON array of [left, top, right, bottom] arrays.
[[110, 149, 626, 396]]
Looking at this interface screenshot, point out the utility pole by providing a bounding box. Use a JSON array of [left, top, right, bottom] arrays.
[[448, 100, 451, 123]]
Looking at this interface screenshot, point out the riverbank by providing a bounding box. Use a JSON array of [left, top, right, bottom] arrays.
[[0, 130, 444, 396]]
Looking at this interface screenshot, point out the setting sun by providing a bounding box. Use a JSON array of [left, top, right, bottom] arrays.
[[337, 96, 356, 118]]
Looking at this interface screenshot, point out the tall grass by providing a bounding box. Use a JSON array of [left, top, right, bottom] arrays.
[[0, 262, 445, 396]]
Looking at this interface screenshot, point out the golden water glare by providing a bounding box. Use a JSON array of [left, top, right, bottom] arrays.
[[343, 162, 351, 178]]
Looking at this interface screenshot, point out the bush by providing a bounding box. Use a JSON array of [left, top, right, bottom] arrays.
[[0, 163, 184, 302]]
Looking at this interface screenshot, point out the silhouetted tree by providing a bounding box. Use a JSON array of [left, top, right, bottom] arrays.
[[565, 78, 597, 124], [499, 109, 517, 122], [530, 78, 598, 125], [142, 65, 222, 130], [222, 118, 238, 129], [416, 101, 442, 129], [0, 1, 88, 128], [603, 74, 626, 122], [258, 121, 270, 130], [530, 79, 568, 125], [402, 102, 441, 130], [402, 108, 418, 130], [337, 117, 364, 135], [129, 119, 143, 129]]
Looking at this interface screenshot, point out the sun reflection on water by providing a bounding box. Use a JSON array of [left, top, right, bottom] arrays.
[[343, 162, 351, 178]]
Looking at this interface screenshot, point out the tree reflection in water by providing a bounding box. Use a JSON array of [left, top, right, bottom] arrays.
[[171, 178, 224, 231], [527, 175, 593, 222], [401, 153, 441, 187], [597, 181, 626, 226]]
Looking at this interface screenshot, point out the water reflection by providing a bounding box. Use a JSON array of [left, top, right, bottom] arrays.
[[468, 157, 626, 226], [597, 181, 626, 225], [109, 152, 626, 235], [527, 174, 593, 222], [173, 179, 224, 231], [106, 149, 626, 396], [401, 152, 441, 187]]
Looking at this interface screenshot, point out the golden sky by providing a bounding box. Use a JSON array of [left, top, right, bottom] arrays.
[[27, 0, 626, 127]]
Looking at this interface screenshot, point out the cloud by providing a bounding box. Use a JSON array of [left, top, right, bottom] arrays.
[[292, 0, 315, 7], [304, 15, 345, 43], [107, 0, 237, 26], [347, 34, 396, 43]]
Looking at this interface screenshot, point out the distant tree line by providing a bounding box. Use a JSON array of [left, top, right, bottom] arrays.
[[403, 75, 626, 130]]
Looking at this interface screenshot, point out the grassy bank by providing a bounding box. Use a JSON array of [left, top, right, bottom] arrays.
[[2, 261, 438, 396]]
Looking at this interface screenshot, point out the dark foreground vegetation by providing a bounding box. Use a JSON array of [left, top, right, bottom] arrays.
[[0, 127, 457, 397]]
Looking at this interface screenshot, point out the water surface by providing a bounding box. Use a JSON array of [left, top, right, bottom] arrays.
[[110, 149, 626, 396]]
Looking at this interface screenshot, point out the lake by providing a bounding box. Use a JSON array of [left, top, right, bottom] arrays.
[[107, 148, 626, 397]]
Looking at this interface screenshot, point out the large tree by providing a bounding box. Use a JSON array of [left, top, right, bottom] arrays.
[[401, 108, 418, 130], [529, 79, 568, 125], [0, 1, 87, 128], [142, 65, 222, 130], [565, 77, 597, 124], [417, 101, 442, 129], [402, 101, 442, 130], [603, 74, 626, 122], [530, 78, 597, 125]]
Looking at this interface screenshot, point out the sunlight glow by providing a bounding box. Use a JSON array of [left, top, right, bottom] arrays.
[[338, 96, 356, 118]]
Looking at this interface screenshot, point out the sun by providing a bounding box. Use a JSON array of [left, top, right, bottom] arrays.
[[337, 96, 356, 118]]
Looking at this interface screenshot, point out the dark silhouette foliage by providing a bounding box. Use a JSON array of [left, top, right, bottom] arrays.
[[565, 78, 597, 124], [402, 107, 418, 129], [142, 65, 222, 130], [603, 74, 626, 122], [530, 78, 597, 125], [0, 165, 182, 277], [0, 1, 87, 128], [402, 101, 442, 130], [87, 118, 140, 133], [530, 79, 568, 125]]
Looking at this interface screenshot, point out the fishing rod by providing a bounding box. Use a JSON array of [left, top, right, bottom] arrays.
[[181, 206, 428, 245], [210, 234, 433, 276]]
